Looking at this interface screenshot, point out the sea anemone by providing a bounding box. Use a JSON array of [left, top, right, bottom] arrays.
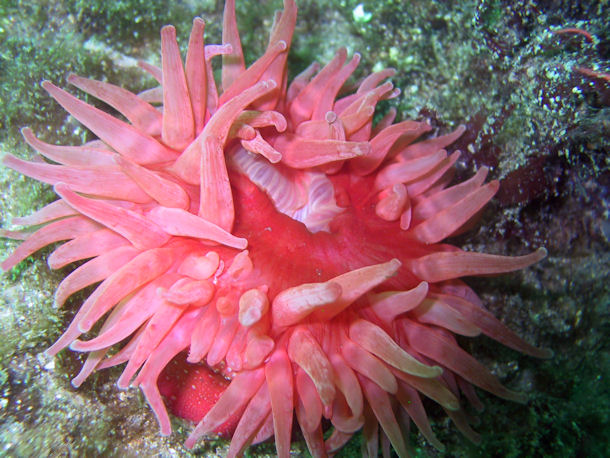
[[1, 0, 551, 456]]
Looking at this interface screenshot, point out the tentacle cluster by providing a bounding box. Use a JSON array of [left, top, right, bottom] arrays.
[[1, 1, 550, 457]]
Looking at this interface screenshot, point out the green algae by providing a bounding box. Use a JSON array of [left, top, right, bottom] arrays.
[[65, 0, 194, 51], [0, 2, 113, 142]]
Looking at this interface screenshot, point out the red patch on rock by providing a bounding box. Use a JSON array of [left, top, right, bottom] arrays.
[[158, 354, 237, 436]]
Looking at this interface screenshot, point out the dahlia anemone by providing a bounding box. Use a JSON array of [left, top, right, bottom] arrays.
[[1, 0, 551, 456]]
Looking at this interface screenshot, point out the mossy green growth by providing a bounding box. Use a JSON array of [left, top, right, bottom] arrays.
[[0, 144, 63, 365], [64, 0, 195, 52], [475, 0, 504, 31], [0, 1, 114, 142]]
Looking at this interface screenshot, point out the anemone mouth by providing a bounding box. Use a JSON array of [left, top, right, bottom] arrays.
[[232, 146, 346, 234]]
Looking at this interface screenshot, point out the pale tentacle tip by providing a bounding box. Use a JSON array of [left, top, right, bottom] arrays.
[[161, 24, 176, 35], [445, 396, 461, 412], [513, 391, 529, 405], [539, 347, 554, 359], [235, 237, 249, 250], [184, 436, 197, 450], [116, 379, 130, 391], [186, 353, 200, 364], [52, 181, 70, 194], [428, 365, 443, 378], [389, 258, 402, 270]]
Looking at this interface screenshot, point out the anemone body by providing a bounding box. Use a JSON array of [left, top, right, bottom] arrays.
[[1, 1, 550, 456]]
